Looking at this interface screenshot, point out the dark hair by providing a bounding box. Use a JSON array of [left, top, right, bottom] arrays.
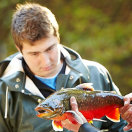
[[11, 3, 60, 51]]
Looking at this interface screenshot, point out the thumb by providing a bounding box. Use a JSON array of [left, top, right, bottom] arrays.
[[70, 96, 78, 111]]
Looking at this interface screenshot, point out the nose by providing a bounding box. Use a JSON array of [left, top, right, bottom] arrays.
[[39, 53, 50, 65]]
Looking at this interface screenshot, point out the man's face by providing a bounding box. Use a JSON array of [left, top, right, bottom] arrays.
[[21, 35, 62, 78]]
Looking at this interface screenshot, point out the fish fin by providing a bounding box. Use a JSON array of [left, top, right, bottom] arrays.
[[93, 118, 107, 122], [76, 83, 94, 91], [88, 120, 93, 124], [103, 91, 117, 94], [106, 108, 120, 122], [111, 91, 116, 94], [52, 120, 63, 131], [65, 110, 83, 124]]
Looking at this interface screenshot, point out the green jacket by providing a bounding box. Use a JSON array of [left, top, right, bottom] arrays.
[[0, 45, 129, 132]]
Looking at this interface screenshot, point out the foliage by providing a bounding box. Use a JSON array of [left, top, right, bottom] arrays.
[[0, 0, 132, 95]]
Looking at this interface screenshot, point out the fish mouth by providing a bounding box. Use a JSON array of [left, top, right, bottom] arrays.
[[44, 113, 59, 119], [35, 106, 58, 119]]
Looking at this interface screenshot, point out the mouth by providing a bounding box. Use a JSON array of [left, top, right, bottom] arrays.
[[42, 65, 53, 71], [35, 107, 54, 118]]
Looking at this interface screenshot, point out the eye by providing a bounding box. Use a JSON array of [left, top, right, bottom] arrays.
[[47, 46, 54, 52], [46, 44, 57, 52], [32, 52, 39, 56]]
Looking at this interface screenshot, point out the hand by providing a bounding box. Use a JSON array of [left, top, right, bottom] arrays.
[[120, 93, 132, 131], [62, 96, 87, 132]]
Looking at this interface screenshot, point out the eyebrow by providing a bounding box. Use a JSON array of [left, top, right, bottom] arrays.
[[28, 43, 57, 54], [45, 43, 56, 51]]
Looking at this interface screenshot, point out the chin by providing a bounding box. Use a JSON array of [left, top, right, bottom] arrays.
[[38, 72, 54, 78]]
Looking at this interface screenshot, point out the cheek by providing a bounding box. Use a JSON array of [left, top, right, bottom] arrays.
[[24, 56, 40, 67], [51, 49, 60, 63]]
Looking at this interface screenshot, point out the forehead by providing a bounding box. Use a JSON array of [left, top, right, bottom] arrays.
[[22, 36, 59, 51]]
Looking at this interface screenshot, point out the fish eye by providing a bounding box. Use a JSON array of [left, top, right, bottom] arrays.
[[49, 107, 54, 111]]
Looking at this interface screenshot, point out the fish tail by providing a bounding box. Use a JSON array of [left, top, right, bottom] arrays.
[[88, 120, 93, 124]]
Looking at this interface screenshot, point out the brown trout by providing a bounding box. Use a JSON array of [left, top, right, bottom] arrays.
[[35, 83, 124, 131]]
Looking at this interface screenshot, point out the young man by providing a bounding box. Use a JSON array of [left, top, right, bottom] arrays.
[[0, 3, 131, 132]]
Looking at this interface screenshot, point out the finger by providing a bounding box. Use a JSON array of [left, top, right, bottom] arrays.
[[124, 93, 132, 106], [70, 96, 78, 111], [121, 106, 132, 123], [122, 107, 132, 122], [120, 105, 129, 114], [123, 122, 132, 131], [124, 97, 130, 106], [70, 97, 87, 124], [62, 119, 80, 132]]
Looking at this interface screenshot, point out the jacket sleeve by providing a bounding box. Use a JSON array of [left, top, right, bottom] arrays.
[[100, 116, 131, 132], [79, 123, 100, 132], [0, 79, 11, 132]]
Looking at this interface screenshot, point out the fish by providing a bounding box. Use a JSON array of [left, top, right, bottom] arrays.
[[35, 83, 124, 131]]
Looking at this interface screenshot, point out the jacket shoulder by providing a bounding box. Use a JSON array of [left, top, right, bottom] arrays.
[[0, 53, 19, 77], [83, 59, 121, 94], [83, 59, 109, 74]]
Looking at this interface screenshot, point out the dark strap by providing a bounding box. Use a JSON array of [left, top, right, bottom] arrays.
[[79, 123, 100, 132]]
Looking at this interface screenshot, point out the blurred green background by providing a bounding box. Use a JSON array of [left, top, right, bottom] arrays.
[[0, 0, 132, 95]]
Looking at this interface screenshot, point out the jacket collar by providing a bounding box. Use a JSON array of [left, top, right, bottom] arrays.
[[1, 45, 90, 94], [2, 53, 24, 78], [54, 45, 90, 89], [2, 45, 90, 80], [60, 45, 90, 83], [1, 53, 44, 98]]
